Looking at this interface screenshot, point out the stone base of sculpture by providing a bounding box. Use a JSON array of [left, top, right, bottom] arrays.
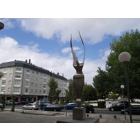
[[73, 74, 84, 105], [73, 74, 85, 120], [73, 107, 86, 120]]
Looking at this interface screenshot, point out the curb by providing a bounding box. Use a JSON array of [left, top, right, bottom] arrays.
[[21, 110, 65, 116]]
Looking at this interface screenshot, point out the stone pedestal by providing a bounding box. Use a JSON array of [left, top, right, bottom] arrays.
[[73, 74, 84, 100], [73, 107, 86, 120]]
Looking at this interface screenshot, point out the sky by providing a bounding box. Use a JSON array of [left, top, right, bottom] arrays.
[[0, 18, 140, 84]]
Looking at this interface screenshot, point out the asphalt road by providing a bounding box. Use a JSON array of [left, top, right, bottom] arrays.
[[0, 111, 64, 123], [0, 106, 140, 123]]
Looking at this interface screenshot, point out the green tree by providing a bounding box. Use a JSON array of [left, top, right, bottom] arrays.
[[93, 68, 113, 98], [55, 89, 61, 103], [107, 30, 140, 99], [93, 30, 140, 99], [82, 84, 97, 101], [65, 79, 75, 102], [108, 91, 119, 100], [48, 78, 58, 103]]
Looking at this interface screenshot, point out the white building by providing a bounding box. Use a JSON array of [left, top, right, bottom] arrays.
[[0, 60, 68, 102]]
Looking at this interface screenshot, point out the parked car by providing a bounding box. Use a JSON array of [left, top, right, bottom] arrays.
[[121, 105, 140, 115], [109, 101, 129, 111], [39, 102, 51, 110], [5, 100, 12, 105], [0, 103, 3, 110], [43, 103, 64, 111], [64, 103, 78, 110], [22, 102, 39, 110], [83, 104, 95, 113]]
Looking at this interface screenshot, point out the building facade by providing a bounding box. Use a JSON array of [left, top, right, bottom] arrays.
[[0, 60, 68, 103]]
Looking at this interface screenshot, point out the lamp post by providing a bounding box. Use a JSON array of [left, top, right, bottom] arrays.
[[0, 22, 4, 110], [118, 52, 132, 123], [120, 84, 126, 120]]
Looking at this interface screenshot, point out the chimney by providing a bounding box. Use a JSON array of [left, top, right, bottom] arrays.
[[25, 59, 27, 63]]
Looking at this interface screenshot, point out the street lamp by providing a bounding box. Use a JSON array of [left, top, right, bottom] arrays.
[[118, 51, 132, 123], [120, 84, 126, 120], [0, 22, 4, 110]]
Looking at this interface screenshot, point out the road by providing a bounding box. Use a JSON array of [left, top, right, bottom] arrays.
[[0, 106, 140, 123]]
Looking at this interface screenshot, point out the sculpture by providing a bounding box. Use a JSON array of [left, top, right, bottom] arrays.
[[70, 32, 86, 120], [70, 32, 85, 74], [70, 32, 85, 102]]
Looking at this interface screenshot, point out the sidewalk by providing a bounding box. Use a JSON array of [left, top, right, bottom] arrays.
[[4, 108, 66, 116], [94, 114, 130, 123], [2, 108, 139, 123]]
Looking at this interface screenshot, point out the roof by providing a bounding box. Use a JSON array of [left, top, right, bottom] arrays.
[[0, 60, 67, 81]]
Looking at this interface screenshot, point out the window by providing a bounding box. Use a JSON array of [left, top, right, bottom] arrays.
[[14, 80, 21, 85], [16, 67, 22, 71], [1, 87, 5, 92], [26, 69, 30, 73], [43, 84, 46, 88], [15, 73, 22, 78], [13, 87, 20, 92], [25, 81, 29, 86], [2, 80, 6, 85], [25, 88, 28, 93], [25, 74, 30, 79]]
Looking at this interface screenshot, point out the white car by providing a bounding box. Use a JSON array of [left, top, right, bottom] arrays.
[[22, 102, 39, 110]]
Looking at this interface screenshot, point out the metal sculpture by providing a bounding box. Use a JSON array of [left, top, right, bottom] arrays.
[[70, 32, 86, 120], [70, 32, 85, 74]]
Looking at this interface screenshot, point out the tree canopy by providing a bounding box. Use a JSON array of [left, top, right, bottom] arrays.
[[82, 84, 97, 101], [48, 77, 59, 103], [93, 30, 140, 99]]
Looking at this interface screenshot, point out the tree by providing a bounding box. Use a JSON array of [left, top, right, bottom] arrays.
[[107, 30, 140, 99], [108, 91, 119, 100], [93, 30, 140, 99], [82, 84, 97, 101], [65, 79, 75, 102], [93, 68, 113, 99], [48, 78, 58, 103], [55, 89, 61, 103]]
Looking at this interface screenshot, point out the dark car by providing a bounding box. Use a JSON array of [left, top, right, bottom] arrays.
[[121, 105, 140, 115], [82, 104, 95, 113], [43, 103, 64, 111], [0, 103, 3, 110], [64, 103, 78, 110], [109, 101, 129, 111]]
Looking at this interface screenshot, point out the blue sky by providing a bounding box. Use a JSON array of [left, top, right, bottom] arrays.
[[0, 19, 140, 84]]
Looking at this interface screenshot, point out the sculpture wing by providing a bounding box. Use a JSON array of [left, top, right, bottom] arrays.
[[70, 35, 79, 66], [79, 32, 85, 65]]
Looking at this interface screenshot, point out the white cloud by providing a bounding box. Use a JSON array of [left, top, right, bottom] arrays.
[[1, 19, 15, 29], [20, 18, 140, 43], [61, 46, 80, 54], [0, 36, 109, 84]]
